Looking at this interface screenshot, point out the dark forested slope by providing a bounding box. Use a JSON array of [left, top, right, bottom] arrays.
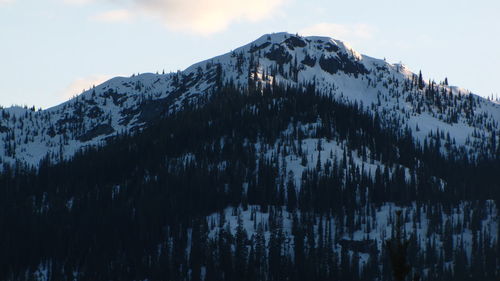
[[0, 83, 498, 281]]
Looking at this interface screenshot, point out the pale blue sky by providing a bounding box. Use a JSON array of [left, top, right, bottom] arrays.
[[1, 0, 499, 109]]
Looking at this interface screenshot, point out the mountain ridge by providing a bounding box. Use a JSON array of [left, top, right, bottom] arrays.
[[0, 32, 498, 281], [0, 32, 499, 167]]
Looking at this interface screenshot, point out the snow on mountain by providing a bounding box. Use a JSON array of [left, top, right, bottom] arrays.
[[0, 32, 499, 167], [208, 200, 498, 267]]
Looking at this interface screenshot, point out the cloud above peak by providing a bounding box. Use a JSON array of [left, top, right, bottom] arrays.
[[132, 0, 286, 34], [66, 0, 287, 34], [91, 9, 134, 23]]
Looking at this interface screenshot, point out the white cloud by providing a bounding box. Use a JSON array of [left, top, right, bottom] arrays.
[[135, 0, 286, 34], [0, 0, 14, 5], [300, 23, 377, 42], [61, 75, 116, 100], [91, 9, 134, 22], [64, 0, 287, 34], [75, 0, 285, 34], [62, 0, 96, 5]]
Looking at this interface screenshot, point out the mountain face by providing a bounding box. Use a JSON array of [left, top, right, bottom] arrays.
[[1, 32, 499, 167], [0, 33, 499, 281]]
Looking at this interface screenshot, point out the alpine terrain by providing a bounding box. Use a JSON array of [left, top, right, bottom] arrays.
[[0, 32, 498, 281]]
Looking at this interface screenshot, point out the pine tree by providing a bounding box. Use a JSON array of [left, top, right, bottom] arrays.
[[234, 215, 249, 281], [418, 71, 424, 90], [286, 171, 297, 212], [386, 210, 412, 281]]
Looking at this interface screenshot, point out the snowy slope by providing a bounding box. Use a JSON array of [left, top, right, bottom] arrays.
[[0, 32, 499, 167], [208, 201, 498, 269]]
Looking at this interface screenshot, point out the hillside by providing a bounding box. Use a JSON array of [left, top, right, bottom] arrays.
[[1, 33, 499, 167], [0, 33, 498, 281]]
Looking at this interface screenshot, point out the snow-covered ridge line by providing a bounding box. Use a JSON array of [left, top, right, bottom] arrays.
[[0, 32, 499, 168]]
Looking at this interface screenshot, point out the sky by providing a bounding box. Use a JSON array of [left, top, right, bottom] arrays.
[[0, 0, 499, 109]]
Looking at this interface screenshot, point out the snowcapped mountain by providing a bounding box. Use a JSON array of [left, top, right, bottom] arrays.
[[1, 32, 499, 281], [1, 32, 499, 167]]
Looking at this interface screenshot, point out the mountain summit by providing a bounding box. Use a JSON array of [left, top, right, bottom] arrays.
[[0, 32, 498, 281], [1, 32, 499, 167]]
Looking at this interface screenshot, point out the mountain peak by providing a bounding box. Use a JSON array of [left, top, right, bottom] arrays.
[[250, 32, 362, 59], [0, 32, 499, 168]]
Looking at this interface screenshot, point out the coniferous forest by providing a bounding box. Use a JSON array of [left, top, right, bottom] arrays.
[[0, 82, 498, 281]]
